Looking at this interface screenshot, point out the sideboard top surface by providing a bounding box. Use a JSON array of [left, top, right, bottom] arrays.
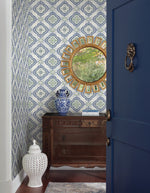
[[43, 112, 106, 118]]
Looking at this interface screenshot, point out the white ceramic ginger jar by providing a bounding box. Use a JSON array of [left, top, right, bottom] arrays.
[[22, 139, 48, 187]]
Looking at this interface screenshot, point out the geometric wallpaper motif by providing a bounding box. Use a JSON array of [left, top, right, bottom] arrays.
[[12, 0, 29, 179], [28, 0, 106, 147], [12, 0, 106, 180]]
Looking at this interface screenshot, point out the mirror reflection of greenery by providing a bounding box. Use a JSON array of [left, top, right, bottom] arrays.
[[72, 47, 106, 83]]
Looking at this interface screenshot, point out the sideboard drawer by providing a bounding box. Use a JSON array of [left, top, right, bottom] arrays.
[[54, 128, 106, 144], [54, 118, 106, 128], [54, 145, 106, 158], [53, 119, 81, 127]]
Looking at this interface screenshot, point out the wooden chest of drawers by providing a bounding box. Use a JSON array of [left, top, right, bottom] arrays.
[[42, 113, 106, 168]]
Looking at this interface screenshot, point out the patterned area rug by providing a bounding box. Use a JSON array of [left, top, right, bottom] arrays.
[[45, 182, 106, 193]]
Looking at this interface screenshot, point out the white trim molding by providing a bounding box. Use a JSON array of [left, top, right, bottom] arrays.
[[12, 169, 26, 193], [0, 170, 26, 193], [0, 0, 12, 183], [0, 180, 11, 193]]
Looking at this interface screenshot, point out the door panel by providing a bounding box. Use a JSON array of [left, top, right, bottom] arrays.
[[114, 141, 150, 193], [107, 0, 150, 193], [112, 119, 150, 151], [113, 0, 150, 123]]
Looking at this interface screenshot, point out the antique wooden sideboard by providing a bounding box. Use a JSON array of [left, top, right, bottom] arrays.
[[42, 113, 107, 168]]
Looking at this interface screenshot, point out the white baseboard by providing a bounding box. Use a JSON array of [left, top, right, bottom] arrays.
[[12, 169, 26, 193]]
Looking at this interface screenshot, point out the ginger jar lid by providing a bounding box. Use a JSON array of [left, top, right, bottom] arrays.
[[28, 139, 41, 154]]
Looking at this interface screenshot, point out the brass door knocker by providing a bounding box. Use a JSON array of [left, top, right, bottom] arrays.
[[125, 43, 136, 72]]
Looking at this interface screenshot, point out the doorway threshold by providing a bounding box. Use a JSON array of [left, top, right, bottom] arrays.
[[50, 166, 106, 170]]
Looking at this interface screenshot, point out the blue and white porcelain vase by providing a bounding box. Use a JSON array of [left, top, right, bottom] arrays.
[[55, 89, 70, 115]]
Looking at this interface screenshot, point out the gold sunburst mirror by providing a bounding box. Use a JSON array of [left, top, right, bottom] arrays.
[[61, 36, 106, 93]]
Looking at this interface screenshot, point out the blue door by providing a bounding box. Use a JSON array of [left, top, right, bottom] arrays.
[[107, 0, 150, 193]]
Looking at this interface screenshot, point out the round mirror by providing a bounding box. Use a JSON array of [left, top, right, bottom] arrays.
[[72, 47, 106, 83], [61, 36, 106, 93]]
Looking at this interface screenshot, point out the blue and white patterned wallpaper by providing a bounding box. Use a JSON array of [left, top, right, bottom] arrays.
[[12, 0, 106, 179], [28, 0, 106, 146], [12, 0, 29, 179]]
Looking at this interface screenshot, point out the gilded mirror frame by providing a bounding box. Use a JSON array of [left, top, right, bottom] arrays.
[[61, 36, 106, 93]]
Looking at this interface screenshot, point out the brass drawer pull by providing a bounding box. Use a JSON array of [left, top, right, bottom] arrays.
[[107, 109, 111, 121], [106, 138, 110, 146], [81, 120, 99, 127]]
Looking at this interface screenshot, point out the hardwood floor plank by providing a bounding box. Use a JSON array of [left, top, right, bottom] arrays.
[[16, 169, 106, 193], [48, 170, 106, 182]]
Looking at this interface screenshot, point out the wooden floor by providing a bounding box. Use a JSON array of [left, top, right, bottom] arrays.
[[16, 169, 106, 193]]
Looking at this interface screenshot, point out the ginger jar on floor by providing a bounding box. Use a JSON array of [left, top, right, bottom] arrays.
[[22, 140, 48, 187]]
